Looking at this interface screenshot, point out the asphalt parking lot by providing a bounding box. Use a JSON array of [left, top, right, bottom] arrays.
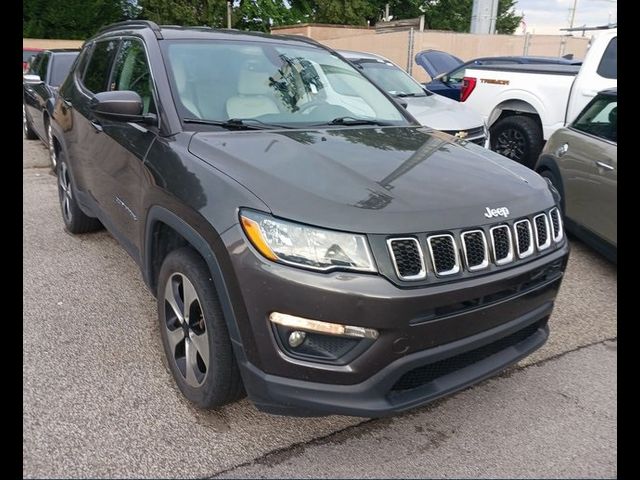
[[23, 136, 617, 478]]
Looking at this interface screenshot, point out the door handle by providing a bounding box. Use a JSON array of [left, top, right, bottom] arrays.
[[90, 120, 103, 133], [595, 161, 614, 171]]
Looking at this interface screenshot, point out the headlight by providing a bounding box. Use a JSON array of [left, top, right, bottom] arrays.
[[240, 210, 376, 272]]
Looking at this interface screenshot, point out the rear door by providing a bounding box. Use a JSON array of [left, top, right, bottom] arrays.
[[24, 52, 51, 137], [560, 94, 617, 245]]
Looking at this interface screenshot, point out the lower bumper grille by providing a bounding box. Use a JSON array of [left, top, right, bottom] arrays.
[[390, 319, 545, 393]]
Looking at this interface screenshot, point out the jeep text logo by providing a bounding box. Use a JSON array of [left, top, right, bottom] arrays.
[[484, 206, 510, 219]]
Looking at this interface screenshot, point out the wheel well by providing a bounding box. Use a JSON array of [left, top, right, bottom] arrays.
[[490, 100, 541, 132], [148, 221, 192, 295]]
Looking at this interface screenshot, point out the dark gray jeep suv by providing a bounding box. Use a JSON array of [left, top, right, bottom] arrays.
[[50, 21, 569, 417]]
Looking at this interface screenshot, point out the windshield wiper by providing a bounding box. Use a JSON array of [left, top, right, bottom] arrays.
[[183, 117, 292, 130], [314, 116, 393, 127]]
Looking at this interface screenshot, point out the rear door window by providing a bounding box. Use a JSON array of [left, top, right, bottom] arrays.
[[597, 37, 616, 79], [82, 39, 119, 94]]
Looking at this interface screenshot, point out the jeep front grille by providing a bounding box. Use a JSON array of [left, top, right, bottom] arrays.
[[461, 230, 488, 271], [385, 209, 563, 282], [514, 219, 534, 258], [490, 225, 514, 265], [427, 234, 460, 276], [534, 214, 551, 250], [548, 208, 563, 242], [387, 238, 426, 281]]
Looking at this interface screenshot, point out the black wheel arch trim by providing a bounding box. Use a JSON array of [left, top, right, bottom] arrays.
[[143, 205, 255, 365], [535, 155, 565, 210]]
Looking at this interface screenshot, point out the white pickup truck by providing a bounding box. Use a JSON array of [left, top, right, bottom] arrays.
[[460, 28, 617, 167]]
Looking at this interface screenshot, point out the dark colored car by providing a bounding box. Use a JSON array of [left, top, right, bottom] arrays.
[[415, 50, 582, 101], [23, 47, 43, 72], [23, 49, 79, 170], [536, 88, 616, 262], [50, 21, 568, 417]]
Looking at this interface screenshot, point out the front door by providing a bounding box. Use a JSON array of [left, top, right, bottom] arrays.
[[561, 94, 617, 246]]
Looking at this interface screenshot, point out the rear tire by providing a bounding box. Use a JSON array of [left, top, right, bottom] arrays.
[[490, 115, 543, 169], [23, 103, 38, 140], [57, 157, 103, 234], [157, 247, 245, 408]]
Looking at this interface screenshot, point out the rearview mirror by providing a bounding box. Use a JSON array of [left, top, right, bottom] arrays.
[[90, 90, 156, 124], [23, 74, 42, 84]]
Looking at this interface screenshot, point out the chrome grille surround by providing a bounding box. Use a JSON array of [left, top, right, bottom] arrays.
[[513, 219, 534, 259], [489, 225, 514, 265], [460, 230, 489, 271], [548, 207, 564, 243], [386, 237, 427, 281], [533, 213, 552, 250], [427, 234, 461, 276]]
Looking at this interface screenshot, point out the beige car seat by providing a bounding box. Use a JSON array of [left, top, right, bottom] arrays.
[[171, 56, 203, 118], [226, 64, 280, 119]]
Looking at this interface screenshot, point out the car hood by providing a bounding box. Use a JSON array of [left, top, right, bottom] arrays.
[[188, 126, 554, 234], [404, 94, 483, 131], [414, 50, 463, 79]]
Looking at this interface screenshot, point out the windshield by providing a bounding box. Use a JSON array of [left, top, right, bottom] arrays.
[[162, 40, 408, 128], [50, 53, 78, 87], [355, 60, 425, 96]]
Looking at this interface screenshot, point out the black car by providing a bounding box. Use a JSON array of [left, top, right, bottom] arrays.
[[50, 21, 569, 417], [415, 50, 582, 101], [23, 49, 79, 169]]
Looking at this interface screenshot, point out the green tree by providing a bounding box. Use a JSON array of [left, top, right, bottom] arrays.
[[313, 0, 377, 25], [419, 0, 521, 34], [23, 0, 132, 39]]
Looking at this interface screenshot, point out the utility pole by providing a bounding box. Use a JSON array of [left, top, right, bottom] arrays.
[[227, 1, 232, 29], [569, 0, 578, 29]]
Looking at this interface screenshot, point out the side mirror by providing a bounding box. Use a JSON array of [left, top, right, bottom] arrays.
[[23, 74, 42, 84], [90, 90, 156, 124], [440, 74, 450, 84]]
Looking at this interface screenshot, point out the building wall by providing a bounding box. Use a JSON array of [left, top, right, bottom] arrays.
[[273, 25, 590, 83], [23, 38, 84, 49]]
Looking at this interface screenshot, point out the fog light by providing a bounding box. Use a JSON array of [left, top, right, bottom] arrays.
[[269, 312, 379, 339], [288, 330, 306, 348]]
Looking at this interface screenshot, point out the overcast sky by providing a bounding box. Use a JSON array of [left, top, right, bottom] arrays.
[[514, 0, 617, 34]]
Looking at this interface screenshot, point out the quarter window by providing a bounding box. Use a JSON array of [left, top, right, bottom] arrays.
[[110, 38, 156, 114], [82, 39, 119, 93], [572, 95, 617, 143], [597, 37, 616, 79]]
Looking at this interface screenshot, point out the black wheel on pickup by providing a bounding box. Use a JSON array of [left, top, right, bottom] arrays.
[[490, 115, 543, 168], [157, 247, 244, 408]]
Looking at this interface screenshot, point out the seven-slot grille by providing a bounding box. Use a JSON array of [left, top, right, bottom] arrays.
[[461, 230, 489, 271], [387, 238, 426, 280], [533, 213, 551, 250], [386, 209, 563, 281], [427, 234, 460, 276], [514, 219, 534, 258]]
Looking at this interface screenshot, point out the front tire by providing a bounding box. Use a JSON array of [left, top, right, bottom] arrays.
[[46, 120, 58, 171], [57, 158, 103, 234], [157, 247, 244, 408], [23, 103, 38, 140], [490, 115, 543, 168]]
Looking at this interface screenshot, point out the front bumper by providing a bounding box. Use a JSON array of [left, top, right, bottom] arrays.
[[221, 225, 568, 417]]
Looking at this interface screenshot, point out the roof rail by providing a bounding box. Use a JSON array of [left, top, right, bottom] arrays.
[[97, 20, 163, 39], [270, 33, 323, 47], [560, 22, 616, 32]]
